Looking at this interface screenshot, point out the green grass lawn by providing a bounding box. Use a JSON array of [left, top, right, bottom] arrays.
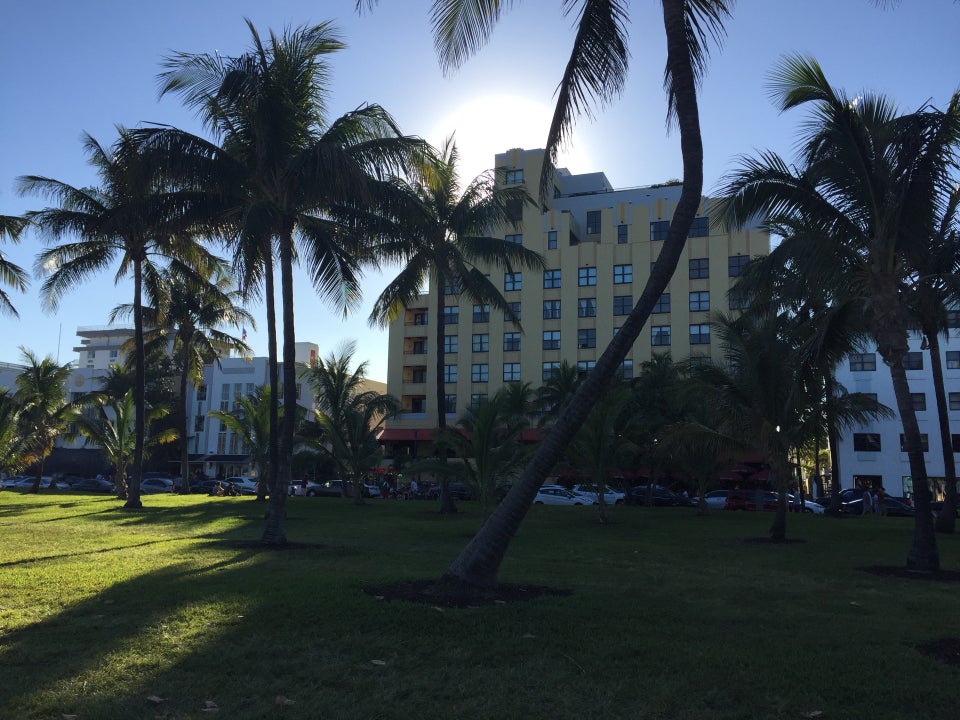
[[1, 491, 957, 720]]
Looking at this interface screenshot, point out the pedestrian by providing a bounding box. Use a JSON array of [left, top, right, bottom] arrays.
[[862, 487, 873, 516], [876, 486, 886, 516], [300, 474, 309, 497], [411, 478, 419, 497]]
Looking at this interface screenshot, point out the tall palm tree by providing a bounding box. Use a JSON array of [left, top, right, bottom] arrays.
[[0, 214, 29, 316], [156, 20, 425, 543], [73, 390, 176, 498], [369, 136, 544, 512], [536, 360, 582, 426], [717, 56, 960, 571], [18, 129, 205, 508], [0, 389, 24, 476], [13, 348, 78, 494], [114, 261, 252, 492], [364, 0, 733, 595], [208, 386, 273, 499]]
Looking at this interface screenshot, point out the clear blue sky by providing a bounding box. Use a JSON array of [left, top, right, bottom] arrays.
[[1, 1, 957, 381]]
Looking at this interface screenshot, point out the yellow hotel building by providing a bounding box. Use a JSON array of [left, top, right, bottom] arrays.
[[380, 148, 768, 453]]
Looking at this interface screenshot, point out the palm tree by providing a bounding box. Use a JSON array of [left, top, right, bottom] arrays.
[[302, 342, 399, 504], [536, 360, 582, 426], [368, 136, 544, 513], [363, 0, 733, 595], [74, 390, 176, 498], [717, 56, 960, 571], [114, 261, 252, 492], [0, 389, 24, 476], [156, 20, 425, 543], [19, 129, 205, 509], [0, 214, 29, 316], [13, 348, 78, 494], [208, 386, 273, 499]]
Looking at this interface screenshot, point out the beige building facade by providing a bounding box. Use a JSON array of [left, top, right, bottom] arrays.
[[381, 148, 769, 453]]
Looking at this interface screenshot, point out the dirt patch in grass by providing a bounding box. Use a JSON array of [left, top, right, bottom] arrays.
[[916, 637, 960, 666], [859, 566, 960, 582], [364, 579, 572, 608], [740, 537, 807, 545]]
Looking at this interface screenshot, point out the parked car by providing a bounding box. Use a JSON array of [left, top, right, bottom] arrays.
[[224, 476, 258, 495], [695, 489, 730, 509], [534, 485, 594, 506], [572, 483, 625, 505], [841, 496, 916, 517], [70, 477, 115, 493], [630, 485, 694, 507], [141, 477, 175, 494], [724, 489, 778, 511], [788, 494, 825, 514], [427, 482, 475, 501], [2, 475, 34, 489]]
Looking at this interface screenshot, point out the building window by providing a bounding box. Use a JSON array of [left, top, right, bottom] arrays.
[[651, 220, 669, 241], [900, 434, 930, 452], [613, 295, 632, 316], [949, 392, 960, 411], [503, 332, 521, 352], [617, 224, 628, 244], [578, 267, 597, 286], [850, 353, 877, 371], [109, 349, 119, 360], [542, 362, 560, 381], [690, 324, 711, 345], [411, 368, 427, 384], [504, 272, 522, 292], [505, 302, 521, 322], [505, 233, 523, 245], [613, 264, 633, 284], [197, 385, 207, 401], [578, 328, 596, 349], [547, 230, 558, 249], [947, 351, 960, 369], [217, 431, 227, 454], [653, 294, 671, 314], [443, 335, 458, 354], [853, 433, 882, 452], [444, 394, 457, 413], [577, 361, 596, 377], [946, 310, 960, 328], [689, 258, 709, 279], [619, 359, 634, 379], [470, 393, 487, 408], [442, 306, 459, 325], [443, 365, 458, 383], [911, 393, 926, 411], [472, 304, 490, 323], [471, 364, 489, 382], [651, 326, 671, 346], [543, 269, 561, 289], [728, 289, 749, 311], [194, 415, 205, 432], [729, 255, 749, 277], [904, 352, 923, 371], [586, 210, 601, 235], [543, 331, 561, 350], [222, 384, 231, 401], [543, 300, 561, 319], [953, 435, 960, 454], [413, 310, 428, 325], [689, 291, 710, 312], [503, 363, 521, 382], [578, 298, 597, 317], [410, 397, 427, 413], [443, 279, 461, 295], [504, 169, 523, 184], [411, 338, 427, 354], [472, 334, 489, 352], [688, 216, 710, 237]]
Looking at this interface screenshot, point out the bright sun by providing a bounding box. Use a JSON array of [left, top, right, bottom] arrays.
[[429, 93, 592, 182]]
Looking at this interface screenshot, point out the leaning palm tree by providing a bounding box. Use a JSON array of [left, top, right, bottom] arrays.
[[360, 0, 734, 595], [156, 20, 426, 543], [0, 214, 29, 316], [717, 56, 960, 571], [13, 348, 78, 494], [19, 129, 207, 509], [369, 136, 544, 512], [114, 260, 252, 492]]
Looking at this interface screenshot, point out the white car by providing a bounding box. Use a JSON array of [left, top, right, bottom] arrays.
[[572, 483, 625, 505], [698, 489, 730, 509], [534, 485, 595, 506], [789, 494, 825, 514], [225, 476, 260, 495], [141, 477, 175, 494]]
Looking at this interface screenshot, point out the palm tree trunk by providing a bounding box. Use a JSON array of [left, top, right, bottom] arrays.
[[434, 273, 457, 514], [261, 253, 278, 506], [826, 393, 844, 514], [768, 454, 789, 541], [927, 331, 957, 533], [125, 255, 145, 509], [178, 348, 192, 493], [430, 0, 704, 595]]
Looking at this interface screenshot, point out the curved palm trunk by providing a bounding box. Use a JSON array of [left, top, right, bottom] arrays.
[[927, 331, 957, 533], [125, 255, 145, 509], [264, 225, 296, 546], [178, 342, 192, 493], [432, 0, 704, 595], [434, 273, 457, 514], [259, 254, 278, 505], [873, 296, 938, 571], [826, 395, 844, 514]]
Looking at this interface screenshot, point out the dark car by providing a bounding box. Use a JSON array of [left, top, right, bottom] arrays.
[[724, 489, 778, 511], [629, 485, 694, 507], [70, 478, 115, 493], [841, 496, 916, 517]]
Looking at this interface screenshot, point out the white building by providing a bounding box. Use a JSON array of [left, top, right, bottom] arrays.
[[835, 326, 960, 498]]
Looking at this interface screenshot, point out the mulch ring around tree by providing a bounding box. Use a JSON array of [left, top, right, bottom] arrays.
[[916, 638, 960, 667], [859, 566, 960, 582], [364, 579, 572, 608]]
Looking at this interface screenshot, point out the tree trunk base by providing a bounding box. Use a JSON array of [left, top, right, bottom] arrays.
[[906, 547, 940, 573], [122, 499, 143, 510]]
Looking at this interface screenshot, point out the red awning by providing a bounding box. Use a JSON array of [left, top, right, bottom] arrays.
[[519, 428, 542, 443], [377, 429, 434, 443]]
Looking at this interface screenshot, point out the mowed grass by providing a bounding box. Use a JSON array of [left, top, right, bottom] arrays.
[[0, 492, 958, 720]]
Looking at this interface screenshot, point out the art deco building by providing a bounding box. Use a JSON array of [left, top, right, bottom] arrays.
[[380, 148, 769, 456]]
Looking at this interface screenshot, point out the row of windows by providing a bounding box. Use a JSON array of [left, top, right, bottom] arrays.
[[431, 356, 644, 385], [850, 351, 960, 372], [577, 216, 712, 241], [853, 432, 960, 454]]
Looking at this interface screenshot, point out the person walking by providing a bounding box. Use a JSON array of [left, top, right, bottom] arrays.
[[862, 487, 873, 516], [876, 486, 886, 516]]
